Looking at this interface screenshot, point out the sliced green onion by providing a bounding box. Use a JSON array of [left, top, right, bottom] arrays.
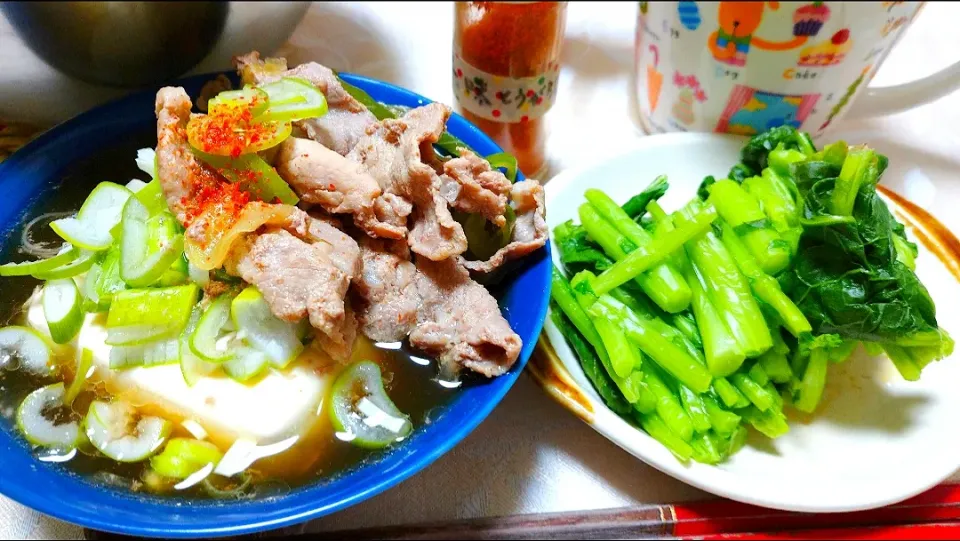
[[180, 308, 219, 386], [109, 337, 181, 369], [150, 438, 224, 480], [86, 246, 126, 312], [105, 285, 199, 345], [156, 255, 190, 287], [222, 346, 269, 382], [50, 182, 132, 251], [209, 87, 269, 118], [32, 248, 96, 280], [0, 326, 53, 375], [120, 196, 184, 287], [192, 149, 299, 205], [187, 115, 292, 157], [0, 245, 77, 277], [230, 287, 303, 369], [134, 180, 168, 216], [64, 348, 94, 407], [17, 383, 81, 449], [190, 296, 236, 363], [256, 77, 328, 122], [330, 360, 412, 449], [84, 400, 170, 462], [485, 152, 518, 182], [42, 279, 83, 344]]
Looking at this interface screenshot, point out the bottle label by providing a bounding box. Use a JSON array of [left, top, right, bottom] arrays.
[[452, 53, 560, 123]]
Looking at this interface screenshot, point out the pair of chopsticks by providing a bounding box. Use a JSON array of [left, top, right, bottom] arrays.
[[83, 483, 960, 540]]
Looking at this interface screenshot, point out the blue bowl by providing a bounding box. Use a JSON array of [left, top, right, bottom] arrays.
[[0, 73, 551, 537]]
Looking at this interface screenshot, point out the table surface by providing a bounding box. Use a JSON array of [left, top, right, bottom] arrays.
[[3, 2, 960, 539]]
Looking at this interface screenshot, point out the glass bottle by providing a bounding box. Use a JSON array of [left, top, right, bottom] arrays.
[[453, 2, 567, 179]]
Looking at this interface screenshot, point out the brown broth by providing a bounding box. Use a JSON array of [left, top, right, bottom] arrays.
[[0, 134, 460, 499]]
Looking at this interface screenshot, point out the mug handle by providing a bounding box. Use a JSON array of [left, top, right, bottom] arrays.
[[844, 60, 960, 119]]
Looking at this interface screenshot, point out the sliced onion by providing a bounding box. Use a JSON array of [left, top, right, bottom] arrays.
[[84, 400, 170, 462], [184, 202, 295, 271], [0, 326, 53, 375], [17, 383, 81, 449], [135, 148, 157, 180], [21, 212, 74, 258], [213, 435, 299, 478]]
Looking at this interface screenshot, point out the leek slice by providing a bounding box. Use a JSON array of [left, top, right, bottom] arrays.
[[84, 400, 170, 462], [230, 287, 302, 368], [330, 360, 412, 449], [256, 77, 328, 122], [0, 326, 53, 375], [120, 197, 184, 287], [105, 285, 199, 345], [17, 383, 81, 449], [42, 278, 83, 344]]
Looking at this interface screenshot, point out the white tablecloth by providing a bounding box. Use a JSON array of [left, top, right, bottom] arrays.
[[2, 2, 960, 538]]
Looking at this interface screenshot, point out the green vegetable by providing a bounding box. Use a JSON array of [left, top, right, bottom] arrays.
[[485, 152, 518, 182], [741, 169, 802, 254], [621, 175, 668, 220], [637, 412, 693, 461], [593, 311, 640, 379], [209, 87, 269, 118], [64, 349, 93, 407], [583, 190, 691, 313], [591, 202, 717, 296], [549, 306, 630, 416], [83, 246, 127, 312], [707, 179, 790, 275], [105, 285, 200, 346], [180, 307, 218, 386], [712, 377, 750, 409], [134, 179, 168, 215], [678, 207, 772, 358], [702, 394, 740, 436], [553, 220, 614, 277], [329, 360, 413, 449], [594, 296, 712, 394], [109, 338, 181, 369], [642, 364, 693, 442], [683, 257, 744, 377], [717, 221, 811, 337]]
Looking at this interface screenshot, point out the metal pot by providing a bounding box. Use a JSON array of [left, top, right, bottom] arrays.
[[2, 1, 310, 88]]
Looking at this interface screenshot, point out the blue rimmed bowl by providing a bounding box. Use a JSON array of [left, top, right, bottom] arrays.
[[0, 72, 551, 538]]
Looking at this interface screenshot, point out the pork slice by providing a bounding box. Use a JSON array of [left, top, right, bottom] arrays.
[[275, 137, 404, 239], [154, 87, 222, 227], [461, 179, 549, 274], [410, 258, 522, 378], [440, 150, 512, 227], [349, 103, 468, 261], [233, 51, 377, 155], [225, 212, 361, 362], [353, 238, 420, 343]]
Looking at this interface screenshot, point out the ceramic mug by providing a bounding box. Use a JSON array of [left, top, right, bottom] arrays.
[[635, 1, 960, 136]]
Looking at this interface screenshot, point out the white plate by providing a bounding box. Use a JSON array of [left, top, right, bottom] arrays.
[[532, 132, 960, 513]]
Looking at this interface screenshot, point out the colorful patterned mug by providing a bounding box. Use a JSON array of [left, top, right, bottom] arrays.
[[635, 1, 960, 136]]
